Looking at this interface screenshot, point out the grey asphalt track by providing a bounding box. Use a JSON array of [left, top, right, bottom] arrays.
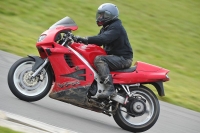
[[0, 50, 200, 133]]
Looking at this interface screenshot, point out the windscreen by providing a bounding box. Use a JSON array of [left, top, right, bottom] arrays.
[[49, 16, 78, 30]]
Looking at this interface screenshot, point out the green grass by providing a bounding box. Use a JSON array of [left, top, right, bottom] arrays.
[[0, 126, 21, 133], [0, 0, 200, 112]]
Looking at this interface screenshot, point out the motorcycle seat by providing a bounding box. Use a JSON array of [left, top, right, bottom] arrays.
[[112, 66, 137, 73]]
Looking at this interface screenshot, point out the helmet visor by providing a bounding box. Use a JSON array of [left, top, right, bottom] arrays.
[[96, 11, 112, 21], [96, 12, 104, 21]]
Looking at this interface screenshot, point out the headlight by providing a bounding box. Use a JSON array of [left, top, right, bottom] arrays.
[[37, 35, 47, 42]]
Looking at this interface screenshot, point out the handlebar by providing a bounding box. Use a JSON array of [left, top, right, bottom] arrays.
[[60, 31, 76, 46]]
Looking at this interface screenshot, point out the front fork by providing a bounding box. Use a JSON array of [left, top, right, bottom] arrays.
[[28, 56, 49, 78]]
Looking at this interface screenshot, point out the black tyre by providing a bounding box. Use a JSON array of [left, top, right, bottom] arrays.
[[113, 86, 160, 132], [7, 57, 53, 102]]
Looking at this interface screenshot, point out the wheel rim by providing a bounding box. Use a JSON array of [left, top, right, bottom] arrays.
[[13, 61, 49, 96], [120, 90, 155, 126]]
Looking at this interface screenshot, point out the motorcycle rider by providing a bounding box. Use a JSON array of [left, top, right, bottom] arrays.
[[76, 3, 133, 98]]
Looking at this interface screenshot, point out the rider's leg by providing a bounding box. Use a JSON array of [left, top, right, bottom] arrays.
[[94, 55, 132, 98], [94, 56, 115, 98]]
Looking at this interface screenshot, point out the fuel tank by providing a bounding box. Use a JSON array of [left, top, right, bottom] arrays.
[[70, 43, 106, 66]]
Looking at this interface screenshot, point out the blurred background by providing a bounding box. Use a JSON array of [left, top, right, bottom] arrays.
[[0, 0, 199, 112]]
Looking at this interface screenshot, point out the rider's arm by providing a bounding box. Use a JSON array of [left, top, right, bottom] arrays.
[[87, 26, 120, 46]]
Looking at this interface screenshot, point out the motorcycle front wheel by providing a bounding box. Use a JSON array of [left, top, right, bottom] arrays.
[[113, 86, 160, 132], [7, 57, 53, 102]]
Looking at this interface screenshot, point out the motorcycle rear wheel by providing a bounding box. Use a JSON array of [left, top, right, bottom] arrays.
[[113, 86, 160, 132], [7, 57, 53, 102]]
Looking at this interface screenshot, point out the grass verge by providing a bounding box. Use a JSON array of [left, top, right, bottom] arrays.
[[0, 126, 21, 133]]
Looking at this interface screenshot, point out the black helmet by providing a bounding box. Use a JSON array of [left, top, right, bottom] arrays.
[[96, 3, 119, 26]]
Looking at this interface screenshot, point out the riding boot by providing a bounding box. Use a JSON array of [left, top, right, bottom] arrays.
[[98, 74, 116, 99]]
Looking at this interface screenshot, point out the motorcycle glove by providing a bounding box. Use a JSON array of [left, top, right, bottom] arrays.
[[75, 36, 88, 45]]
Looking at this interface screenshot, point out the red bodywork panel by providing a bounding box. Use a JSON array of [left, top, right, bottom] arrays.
[[71, 43, 106, 67], [111, 61, 169, 84]]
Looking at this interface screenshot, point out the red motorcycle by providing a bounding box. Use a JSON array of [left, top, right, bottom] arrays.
[[7, 16, 170, 132]]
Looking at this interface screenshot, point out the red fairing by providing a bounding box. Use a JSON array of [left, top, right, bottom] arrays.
[[36, 26, 78, 59], [35, 26, 96, 92], [45, 42, 106, 92], [48, 51, 95, 93]]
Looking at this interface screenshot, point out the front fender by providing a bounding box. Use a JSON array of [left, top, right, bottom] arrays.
[[28, 55, 44, 72]]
